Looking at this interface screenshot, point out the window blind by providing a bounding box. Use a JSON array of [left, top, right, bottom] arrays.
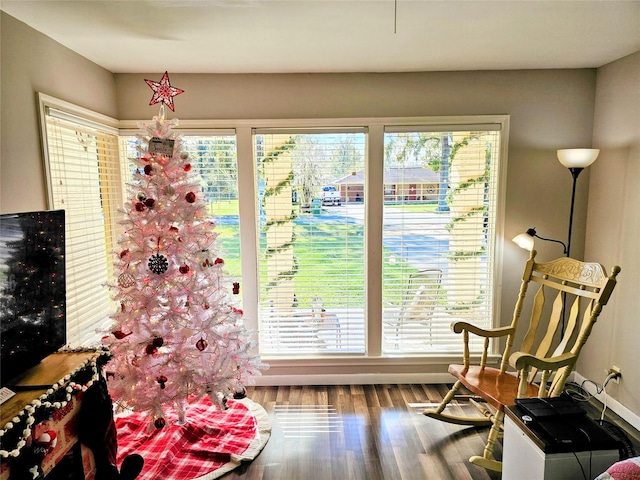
[[42, 106, 122, 346], [255, 131, 366, 354], [381, 129, 501, 353]]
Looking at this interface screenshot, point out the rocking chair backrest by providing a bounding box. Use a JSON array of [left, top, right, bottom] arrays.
[[501, 250, 620, 397]]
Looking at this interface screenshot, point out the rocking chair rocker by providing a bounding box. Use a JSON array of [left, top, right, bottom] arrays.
[[424, 249, 621, 472]]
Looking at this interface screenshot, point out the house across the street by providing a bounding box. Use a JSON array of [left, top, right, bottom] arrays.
[[334, 166, 440, 203]]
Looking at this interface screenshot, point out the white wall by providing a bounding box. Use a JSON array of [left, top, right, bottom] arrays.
[[580, 51, 640, 423], [0, 12, 117, 214]]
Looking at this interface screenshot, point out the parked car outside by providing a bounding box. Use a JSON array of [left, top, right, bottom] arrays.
[[321, 185, 341, 206]]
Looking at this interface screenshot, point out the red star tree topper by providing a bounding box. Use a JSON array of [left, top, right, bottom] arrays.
[[144, 71, 184, 112], [105, 86, 266, 426]]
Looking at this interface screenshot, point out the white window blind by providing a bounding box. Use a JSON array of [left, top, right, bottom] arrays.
[[41, 103, 122, 346], [382, 129, 501, 353], [255, 131, 366, 354]]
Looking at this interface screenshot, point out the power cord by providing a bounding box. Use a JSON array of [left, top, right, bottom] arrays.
[[564, 371, 619, 420], [564, 380, 637, 459]]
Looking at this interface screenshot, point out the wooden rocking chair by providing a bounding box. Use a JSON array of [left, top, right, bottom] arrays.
[[424, 250, 621, 472]]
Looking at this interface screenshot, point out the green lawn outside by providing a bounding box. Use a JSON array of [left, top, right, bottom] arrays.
[[208, 200, 422, 307], [385, 201, 438, 212], [258, 220, 415, 309]]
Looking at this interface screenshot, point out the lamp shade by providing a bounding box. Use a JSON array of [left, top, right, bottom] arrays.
[[557, 148, 600, 168], [512, 231, 535, 251]]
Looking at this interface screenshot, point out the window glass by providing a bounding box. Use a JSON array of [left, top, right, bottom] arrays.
[[382, 130, 501, 354], [255, 132, 366, 354]]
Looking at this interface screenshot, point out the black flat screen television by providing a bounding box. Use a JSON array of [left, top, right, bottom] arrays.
[[0, 210, 67, 386]]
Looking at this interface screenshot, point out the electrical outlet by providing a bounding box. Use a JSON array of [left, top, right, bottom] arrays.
[[608, 365, 622, 383]]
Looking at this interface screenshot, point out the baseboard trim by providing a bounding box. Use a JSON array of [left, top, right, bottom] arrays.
[[573, 371, 640, 432]]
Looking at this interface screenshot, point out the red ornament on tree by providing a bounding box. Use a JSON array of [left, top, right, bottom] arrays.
[[184, 163, 192, 172], [185, 192, 196, 203], [112, 330, 132, 340], [156, 375, 168, 389], [152, 337, 164, 348], [179, 265, 190, 274], [195, 338, 208, 351], [134, 202, 146, 212], [144, 198, 156, 208], [154, 417, 166, 429], [118, 272, 136, 288], [145, 344, 158, 355], [232, 282, 240, 294], [144, 164, 153, 175]]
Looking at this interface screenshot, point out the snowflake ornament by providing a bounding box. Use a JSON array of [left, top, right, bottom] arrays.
[[148, 253, 169, 274]]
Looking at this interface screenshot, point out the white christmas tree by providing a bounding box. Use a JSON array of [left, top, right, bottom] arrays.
[[105, 73, 265, 428]]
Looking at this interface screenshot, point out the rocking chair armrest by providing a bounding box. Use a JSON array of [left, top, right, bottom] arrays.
[[509, 351, 577, 371], [451, 322, 514, 338]]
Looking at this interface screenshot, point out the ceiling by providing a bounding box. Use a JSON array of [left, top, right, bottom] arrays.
[[2, 0, 639, 74]]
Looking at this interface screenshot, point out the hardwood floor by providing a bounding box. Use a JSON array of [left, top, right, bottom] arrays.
[[225, 384, 640, 480], [225, 384, 503, 480]]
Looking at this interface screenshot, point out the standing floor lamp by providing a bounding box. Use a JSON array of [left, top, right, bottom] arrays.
[[512, 148, 599, 332], [556, 148, 600, 257], [512, 148, 600, 257]]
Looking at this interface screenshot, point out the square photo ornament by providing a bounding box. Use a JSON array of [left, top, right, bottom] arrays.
[[149, 137, 175, 157]]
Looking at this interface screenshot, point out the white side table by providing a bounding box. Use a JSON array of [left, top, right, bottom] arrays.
[[502, 405, 621, 480]]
